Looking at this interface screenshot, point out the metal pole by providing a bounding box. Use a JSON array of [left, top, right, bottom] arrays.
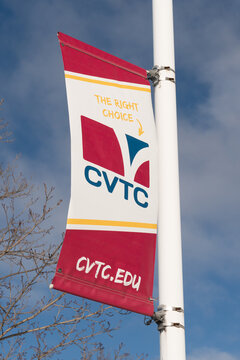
[[152, 0, 186, 359]]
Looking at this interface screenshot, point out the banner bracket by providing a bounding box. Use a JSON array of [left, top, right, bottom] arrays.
[[151, 305, 184, 332], [147, 66, 175, 86]]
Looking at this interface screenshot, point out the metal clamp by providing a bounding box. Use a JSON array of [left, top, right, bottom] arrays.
[[152, 304, 185, 332], [147, 66, 175, 86]]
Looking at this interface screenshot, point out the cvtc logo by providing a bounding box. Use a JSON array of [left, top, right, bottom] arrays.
[[81, 116, 150, 208]]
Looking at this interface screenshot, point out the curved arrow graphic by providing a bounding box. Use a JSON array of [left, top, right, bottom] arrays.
[[136, 119, 144, 136]]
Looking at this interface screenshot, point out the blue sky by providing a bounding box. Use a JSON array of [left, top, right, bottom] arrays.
[[1, 0, 240, 359]]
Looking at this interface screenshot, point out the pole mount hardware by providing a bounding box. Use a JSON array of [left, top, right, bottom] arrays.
[[147, 66, 175, 86], [152, 304, 185, 332], [147, 65, 161, 86]]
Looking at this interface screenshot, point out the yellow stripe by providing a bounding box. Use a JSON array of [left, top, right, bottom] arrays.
[[67, 218, 157, 229], [65, 74, 151, 93]]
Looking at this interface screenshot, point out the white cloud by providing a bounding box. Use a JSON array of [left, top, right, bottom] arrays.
[[188, 348, 238, 360]]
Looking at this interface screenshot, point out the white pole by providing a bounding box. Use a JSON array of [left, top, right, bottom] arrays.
[[152, 0, 186, 359]]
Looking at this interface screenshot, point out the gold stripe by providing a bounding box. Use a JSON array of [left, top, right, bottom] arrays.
[[67, 218, 157, 229], [65, 74, 151, 92]]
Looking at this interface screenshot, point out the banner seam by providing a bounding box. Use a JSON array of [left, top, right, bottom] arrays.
[[55, 273, 153, 304], [59, 39, 148, 81]]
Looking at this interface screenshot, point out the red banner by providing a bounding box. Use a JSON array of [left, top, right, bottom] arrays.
[[52, 33, 158, 316]]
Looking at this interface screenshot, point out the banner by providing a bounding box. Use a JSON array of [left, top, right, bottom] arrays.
[[52, 32, 158, 315]]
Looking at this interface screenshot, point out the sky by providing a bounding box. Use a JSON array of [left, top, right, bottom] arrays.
[[0, 0, 240, 359]]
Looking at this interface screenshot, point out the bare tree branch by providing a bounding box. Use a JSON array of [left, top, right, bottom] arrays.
[[0, 110, 147, 359]]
